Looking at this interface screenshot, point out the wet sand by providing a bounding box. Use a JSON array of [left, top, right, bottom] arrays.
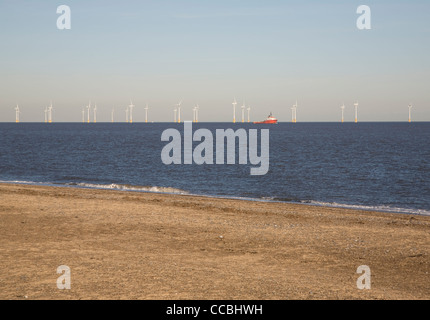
[[0, 183, 429, 300]]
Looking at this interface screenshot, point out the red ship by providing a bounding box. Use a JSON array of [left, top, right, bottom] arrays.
[[253, 112, 278, 124]]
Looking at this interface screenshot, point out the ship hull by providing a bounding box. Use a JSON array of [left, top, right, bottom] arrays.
[[253, 120, 277, 124]]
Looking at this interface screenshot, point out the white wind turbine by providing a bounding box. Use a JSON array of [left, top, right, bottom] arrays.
[[82, 108, 85, 123], [144, 103, 149, 123], [294, 100, 298, 123], [354, 102, 359, 123], [48, 102, 53, 123], [247, 106, 251, 123], [341, 103, 345, 123], [129, 101, 135, 123], [291, 100, 297, 123], [174, 100, 182, 123], [15, 104, 20, 123], [93, 103, 97, 123], [241, 101, 246, 123], [87, 102, 91, 123], [193, 104, 200, 123], [173, 107, 177, 123], [232, 98, 237, 123], [408, 104, 413, 123], [111, 108, 114, 123], [192, 104, 200, 123]]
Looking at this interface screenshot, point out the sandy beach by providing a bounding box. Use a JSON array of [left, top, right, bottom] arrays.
[[0, 183, 429, 300]]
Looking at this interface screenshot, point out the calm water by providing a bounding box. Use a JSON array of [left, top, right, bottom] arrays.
[[1, 122, 429, 215]]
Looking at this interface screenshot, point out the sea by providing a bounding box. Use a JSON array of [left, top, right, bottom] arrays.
[[1, 122, 429, 216]]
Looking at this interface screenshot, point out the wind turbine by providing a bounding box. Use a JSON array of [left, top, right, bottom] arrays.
[[87, 102, 91, 123], [82, 108, 85, 123], [173, 107, 177, 123], [341, 103, 345, 123], [241, 101, 245, 123], [291, 100, 297, 123], [111, 108, 114, 123], [144, 103, 149, 123], [192, 104, 199, 123], [15, 105, 20, 123], [193, 106, 197, 123], [247, 106, 251, 123], [354, 102, 359, 123], [232, 98, 237, 123], [408, 104, 412, 123], [129, 101, 135, 123], [173, 100, 182, 123], [48, 102, 53, 123], [93, 103, 97, 123], [178, 101, 182, 123]]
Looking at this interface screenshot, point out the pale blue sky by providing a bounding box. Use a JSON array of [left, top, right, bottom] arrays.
[[0, 0, 429, 122]]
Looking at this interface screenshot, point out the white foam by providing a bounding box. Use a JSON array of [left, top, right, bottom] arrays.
[[302, 200, 430, 216], [74, 182, 189, 195], [0, 180, 43, 185]]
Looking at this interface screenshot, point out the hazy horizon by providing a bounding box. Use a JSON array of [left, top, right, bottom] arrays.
[[1, 0, 429, 122]]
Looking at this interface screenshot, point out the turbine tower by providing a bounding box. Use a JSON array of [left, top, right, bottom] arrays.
[[15, 105, 20, 123], [87, 102, 91, 123], [174, 100, 182, 123], [173, 107, 177, 123], [193, 106, 197, 123], [241, 102, 245, 123], [82, 108, 85, 123], [354, 102, 359, 123], [291, 100, 297, 123], [232, 98, 237, 123], [93, 104, 97, 123], [341, 103, 345, 123], [48, 102, 53, 123], [129, 101, 135, 124], [173, 100, 182, 123], [408, 104, 412, 123], [144, 103, 149, 123], [247, 106, 251, 123], [111, 108, 114, 123], [195, 104, 199, 123]]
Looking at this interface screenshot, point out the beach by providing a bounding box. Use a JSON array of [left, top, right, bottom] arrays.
[[0, 183, 429, 300]]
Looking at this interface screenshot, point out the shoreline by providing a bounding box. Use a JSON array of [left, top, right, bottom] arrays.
[[1, 180, 428, 218], [0, 183, 429, 299]]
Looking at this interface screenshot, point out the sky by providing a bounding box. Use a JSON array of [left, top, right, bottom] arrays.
[[0, 0, 429, 122]]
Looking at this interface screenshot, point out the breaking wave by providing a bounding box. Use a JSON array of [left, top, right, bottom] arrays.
[[0, 180, 189, 195], [299, 200, 430, 216], [69, 182, 189, 195]]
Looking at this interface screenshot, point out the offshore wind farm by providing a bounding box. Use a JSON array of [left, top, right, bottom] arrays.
[[6, 100, 419, 123]]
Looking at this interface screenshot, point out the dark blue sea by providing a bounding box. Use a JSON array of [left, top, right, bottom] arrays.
[[1, 122, 429, 216]]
